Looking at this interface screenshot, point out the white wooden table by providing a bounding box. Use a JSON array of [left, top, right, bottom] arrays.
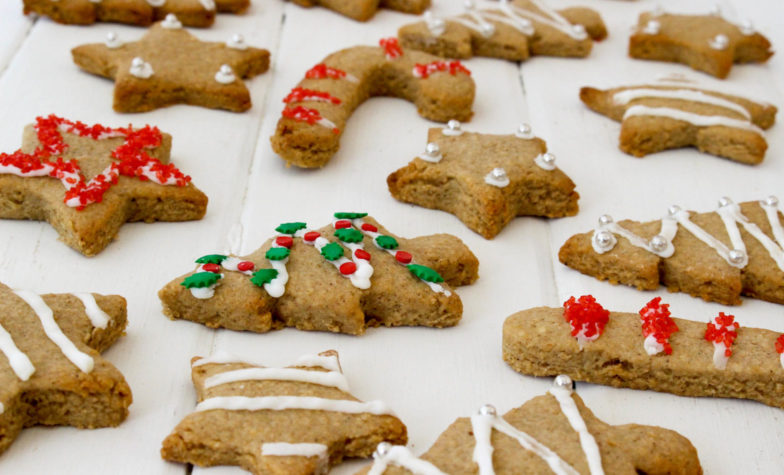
[[1, 0, 782, 473]]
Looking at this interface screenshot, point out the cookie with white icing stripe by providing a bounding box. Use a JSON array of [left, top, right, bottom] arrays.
[[387, 123, 579, 239], [0, 282, 131, 456], [23, 0, 248, 27], [580, 81, 777, 164], [72, 19, 270, 112], [559, 197, 784, 305], [503, 295, 784, 409], [357, 374, 701, 475], [161, 350, 407, 474], [397, 0, 606, 61], [629, 8, 773, 79], [158, 213, 479, 334], [290, 0, 429, 21], [270, 37, 475, 168]]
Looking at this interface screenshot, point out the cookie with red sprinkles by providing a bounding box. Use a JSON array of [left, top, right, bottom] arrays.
[[159, 213, 479, 334], [0, 115, 207, 256], [290, 0, 429, 22]]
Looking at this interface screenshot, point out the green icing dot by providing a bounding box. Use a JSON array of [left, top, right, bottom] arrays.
[[335, 228, 364, 243], [375, 235, 398, 250], [250, 268, 279, 287], [321, 242, 344, 261], [181, 272, 222, 289], [275, 222, 307, 235], [334, 212, 368, 219], [407, 264, 444, 283], [265, 247, 291, 261], [195, 254, 227, 265]]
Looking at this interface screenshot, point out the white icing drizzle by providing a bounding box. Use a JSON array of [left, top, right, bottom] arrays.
[[0, 402, 3, 415], [367, 445, 446, 475], [424, 11, 446, 36], [146, 0, 165, 6], [301, 229, 372, 290], [484, 168, 510, 188], [592, 215, 677, 258], [712, 342, 730, 369], [643, 334, 665, 356], [623, 105, 764, 135], [453, 0, 586, 39], [613, 88, 751, 120], [188, 265, 223, 299], [200, 0, 216, 10], [0, 322, 36, 381], [12, 290, 94, 373], [263, 238, 291, 298], [296, 353, 341, 372], [261, 442, 327, 458], [192, 350, 247, 367], [548, 387, 604, 475], [331, 220, 375, 288], [72, 293, 110, 329], [204, 367, 350, 392], [195, 396, 393, 415], [780, 353, 784, 370]]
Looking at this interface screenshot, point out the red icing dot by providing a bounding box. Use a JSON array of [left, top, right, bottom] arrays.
[[305, 63, 347, 80], [395, 251, 412, 264], [379, 37, 403, 59], [413, 61, 471, 79], [354, 249, 371, 261], [202, 263, 221, 273], [776, 334, 784, 354], [304, 231, 321, 242], [704, 312, 739, 357], [638, 297, 679, 355], [563, 295, 610, 341], [361, 223, 378, 232], [283, 87, 341, 105], [275, 236, 293, 248], [237, 261, 255, 272], [339, 262, 357, 275]]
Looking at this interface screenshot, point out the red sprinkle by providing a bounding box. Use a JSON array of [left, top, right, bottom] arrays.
[[638, 297, 679, 355], [304, 231, 321, 242], [704, 312, 739, 357], [361, 223, 378, 232], [202, 263, 221, 273], [237, 261, 255, 272], [275, 236, 293, 248], [354, 249, 371, 261], [776, 334, 784, 354], [339, 262, 357, 275], [413, 61, 471, 79], [283, 87, 341, 105], [281, 106, 340, 134], [379, 37, 403, 59], [305, 63, 348, 80], [334, 220, 352, 229], [563, 295, 610, 341], [395, 251, 412, 264]]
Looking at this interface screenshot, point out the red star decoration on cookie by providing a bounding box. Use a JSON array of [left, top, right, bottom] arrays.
[[71, 21, 270, 112]]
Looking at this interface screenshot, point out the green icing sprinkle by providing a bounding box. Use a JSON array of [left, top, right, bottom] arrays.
[[375, 235, 398, 250], [321, 242, 344, 261], [275, 222, 307, 235], [334, 212, 368, 219], [195, 254, 227, 265], [265, 247, 291, 261], [250, 268, 279, 287], [181, 272, 222, 289], [335, 228, 364, 243], [407, 264, 444, 283]]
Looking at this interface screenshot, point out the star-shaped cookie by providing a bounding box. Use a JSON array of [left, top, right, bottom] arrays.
[[23, 0, 248, 27], [72, 20, 271, 112], [0, 282, 132, 456], [0, 115, 208, 256], [291, 0, 429, 21], [629, 9, 773, 78], [161, 350, 407, 474], [388, 123, 579, 239]]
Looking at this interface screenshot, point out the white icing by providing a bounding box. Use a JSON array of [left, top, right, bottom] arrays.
[[296, 353, 341, 372], [780, 353, 784, 370], [200, 0, 216, 10], [263, 239, 292, 298], [424, 11, 446, 36], [709, 34, 729, 50], [73, 293, 110, 329], [0, 322, 35, 381], [613, 88, 751, 120], [712, 342, 730, 369], [367, 445, 446, 475], [195, 396, 393, 415], [221, 257, 253, 275], [453, 0, 586, 39], [303, 232, 372, 290], [105, 32, 123, 49], [643, 334, 665, 356], [161, 13, 182, 29], [204, 367, 350, 392], [12, 290, 94, 373], [261, 442, 327, 458], [227, 34, 249, 50], [642, 20, 660, 35], [534, 153, 556, 171], [0, 402, 3, 415], [215, 65, 237, 84], [192, 350, 246, 367], [574, 324, 601, 349], [548, 387, 604, 475], [129, 57, 154, 79], [63, 164, 119, 208], [484, 168, 510, 187], [146, 0, 165, 6], [316, 117, 339, 131], [190, 285, 216, 299], [623, 105, 764, 135], [592, 217, 676, 258]]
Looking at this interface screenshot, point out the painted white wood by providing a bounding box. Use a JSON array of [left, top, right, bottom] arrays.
[[0, 0, 782, 474]]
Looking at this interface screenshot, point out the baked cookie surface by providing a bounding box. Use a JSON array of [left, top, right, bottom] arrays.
[[290, 0, 429, 21]]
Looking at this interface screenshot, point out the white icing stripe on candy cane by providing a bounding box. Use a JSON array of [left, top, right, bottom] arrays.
[[195, 396, 393, 415], [300, 231, 371, 289], [296, 353, 341, 372], [331, 220, 374, 287], [264, 240, 291, 298], [613, 88, 751, 119], [73, 293, 110, 329], [0, 322, 35, 381], [623, 105, 764, 135], [471, 411, 578, 475], [12, 290, 94, 373], [204, 367, 350, 392], [261, 442, 328, 458], [548, 387, 604, 475], [367, 445, 446, 475]]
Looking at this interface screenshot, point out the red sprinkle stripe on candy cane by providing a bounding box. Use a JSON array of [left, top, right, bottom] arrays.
[[638, 297, 679, 355], [413, 61, 471, 79], [704, 312, 739, 357], [283, 87, 341, 105], [281, 106, 340, 134], [305, 64, 347, 80], [379, 37, 403, 59]]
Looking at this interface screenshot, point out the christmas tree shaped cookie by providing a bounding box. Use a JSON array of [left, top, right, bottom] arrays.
[[559, 196, 784, 305], [388, 123, 579, 239], [291, 0, 429, 22], [397, 0, 606, 61], [503, 296, 784, 409], [0, 282, 132, 456], [629, 8, 773, 78], [580, 79, 777, 164], [72, 19, 270, 112], [0, 115, 207, 256], [161, 350, 407, 473], [270, 38, 475, 168], [358, 375, 701, 474], [159, 213, 479, 334]]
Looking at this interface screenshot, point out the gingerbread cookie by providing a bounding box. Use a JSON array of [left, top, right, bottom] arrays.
[[161, 350, 407, 473], [387, 123, 579, 239], [290, 0, 429, 21], [397, 0, 606, 61], [503, 295, 784, 409], [0, 115, 207, 256], [23, 0, 248, 27], [0, 282, 131, 455], [270, 38, 475, 168], [159, 213, 479, 334], [72, 18, 270, 112], [580, 78, 777, 164], [559, 196, 784, 305], [629, 7, 773, 78], [358, 374, 701, 474]]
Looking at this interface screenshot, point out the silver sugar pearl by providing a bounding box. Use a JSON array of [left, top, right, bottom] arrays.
[[131, 57, 144, 68], [668, 205, 681, 217], [425, 142, 440, 157], [718, 196, 733, 207], [447, 119, 461, 131], [516, 123, 533, 138], [728, 249, 746, 265], [649, 235, 668, 253], [572, 24, 586, 36], [373, 442, 391, 459], [463, 0, 475, 10], [598, 214, 613, 226], [643, 20, 660, 35], [541, 152, 556, 165], [479, 23, 496, 37], [709, 4, 722, 16], [709, 34, 729, 50], [219, 64, 233, 75], [232, 33, 244, 43], [553, 374, 574, 391], [739, 19, 755, 35], [107, 32, 117, 41], [491, 167, 507, 179], [478, 404, 497, 416], [594, 230, 614, 249], [764, 195, 779, 207]]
